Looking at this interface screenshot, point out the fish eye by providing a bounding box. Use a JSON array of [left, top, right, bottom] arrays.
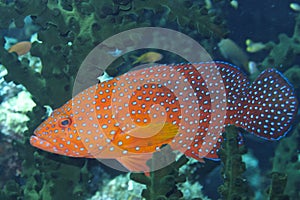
[[58, 118, 72, 128]]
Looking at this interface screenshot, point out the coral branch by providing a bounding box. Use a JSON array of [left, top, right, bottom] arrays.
[[218, 125, 253, 200], [130, 145, 189, 200]]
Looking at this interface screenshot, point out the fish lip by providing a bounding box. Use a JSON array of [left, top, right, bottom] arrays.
[[30, 135, 53, 148], [33, 128, 40, 136]]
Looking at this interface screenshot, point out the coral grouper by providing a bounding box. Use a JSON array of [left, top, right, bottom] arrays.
[[30, 62, 298, 172]]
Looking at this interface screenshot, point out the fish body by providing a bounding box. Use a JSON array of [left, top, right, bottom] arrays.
[[30, 62, 298, 172], [8, 41, 32, 56], [245, 39, 266, 53]]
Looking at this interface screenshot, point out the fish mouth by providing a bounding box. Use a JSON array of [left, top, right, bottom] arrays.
[[30, 135, 53, 149]]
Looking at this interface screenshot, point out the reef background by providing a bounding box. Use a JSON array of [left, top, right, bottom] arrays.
[[0, 0, 299, 199]]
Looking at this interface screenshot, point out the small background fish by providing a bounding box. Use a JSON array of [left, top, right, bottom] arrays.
[[132, 51, 163, 64], [218, 38, 249, 72], [8, 41, 32, 56]]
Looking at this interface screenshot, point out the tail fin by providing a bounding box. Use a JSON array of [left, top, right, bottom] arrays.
[[238, 69, 298, 140]]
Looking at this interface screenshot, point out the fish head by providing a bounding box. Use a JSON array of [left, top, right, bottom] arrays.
[[30, 101, 92, 157]]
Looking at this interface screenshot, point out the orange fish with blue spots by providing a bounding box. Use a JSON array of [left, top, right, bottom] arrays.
[[30, 62, 298, 172]]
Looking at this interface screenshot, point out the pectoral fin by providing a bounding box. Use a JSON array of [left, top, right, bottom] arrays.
[[113, 122, 179, 153]]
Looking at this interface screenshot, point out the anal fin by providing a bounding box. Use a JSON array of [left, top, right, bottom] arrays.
[[116, 153, 152, 174]]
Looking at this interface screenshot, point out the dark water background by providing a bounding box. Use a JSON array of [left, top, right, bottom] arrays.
[[226, 0, 295, 43]]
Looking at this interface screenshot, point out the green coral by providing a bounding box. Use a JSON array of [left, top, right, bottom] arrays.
[[0, 0, 227, 106], [271, 123, 300, 199], [218, 125, 299, 200], [130, 145, 191, 200], [21, 153, 91, 200], [0, 180, 22, 200], [266, 172, 289, 200], [259, 14, 300, 72], [132, 0, 228, 39], [218, 125, 253, 200], [284, 65, 300, 90]]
